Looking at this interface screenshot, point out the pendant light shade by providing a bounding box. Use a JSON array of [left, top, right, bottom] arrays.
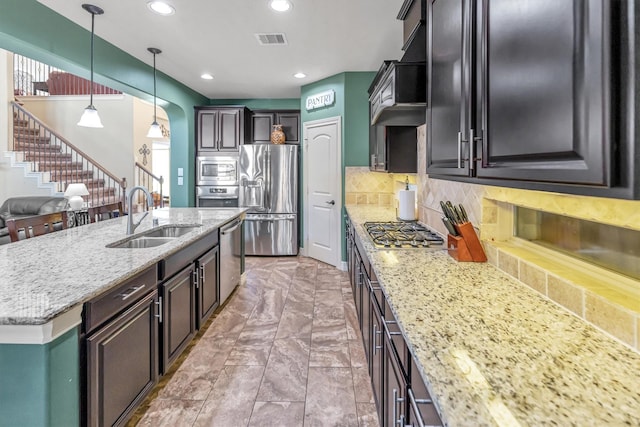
[[78, 4, 104, 128], [147, 47, 163, 138]]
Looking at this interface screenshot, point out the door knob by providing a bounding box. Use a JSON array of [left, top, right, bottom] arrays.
[[326, 200, 335, 205]]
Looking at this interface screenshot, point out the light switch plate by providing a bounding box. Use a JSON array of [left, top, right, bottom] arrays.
[[177, 177, 184, 186], [177, 167, 184, 177]]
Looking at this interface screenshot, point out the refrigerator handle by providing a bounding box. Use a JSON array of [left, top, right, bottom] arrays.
[[264, 149, 270, 211]]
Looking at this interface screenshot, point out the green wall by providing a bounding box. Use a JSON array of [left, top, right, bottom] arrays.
[[210, 98, 300, 110], [0, 0, 208, 207], [0, 328, 79, 426], [344, 72, 375, 166]]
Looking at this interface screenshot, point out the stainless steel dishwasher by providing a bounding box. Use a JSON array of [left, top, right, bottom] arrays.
[[219, 215, 244, 304]]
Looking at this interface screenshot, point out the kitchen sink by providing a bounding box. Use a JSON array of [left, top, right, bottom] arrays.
[[107, 237, 175, 249], [106, 224, 202, 249], [141, 225, 201, 238]]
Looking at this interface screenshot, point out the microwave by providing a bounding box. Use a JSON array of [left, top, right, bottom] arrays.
[[196, 156, 238, 186]]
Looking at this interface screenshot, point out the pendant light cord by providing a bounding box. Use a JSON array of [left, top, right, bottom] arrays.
[[153, 52, 157, 122], [89, 11, 95, 107]]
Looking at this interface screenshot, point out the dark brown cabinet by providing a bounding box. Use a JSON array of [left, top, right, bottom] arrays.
[[427, 0, 639, 199], [368, 60, 424, 174], [397, 0, 426, 62], [160, 265, 196, 372], [346, 215, 443, 426], [370, 125, 417, 173], [196, 246, 219, 328], [81, 222, 234, 426], [196, 106, 249, 152], [85, 288, 159, 427], [249, 110, 300, 144], [84, 266, 159, 427]]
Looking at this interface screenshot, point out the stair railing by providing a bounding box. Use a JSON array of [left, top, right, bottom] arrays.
[[135, 162, 164, 208], [11, 101, 127, 209]]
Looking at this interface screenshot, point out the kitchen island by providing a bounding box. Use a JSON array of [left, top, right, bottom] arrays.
[[0, 207, 246, 426], [346, 205, 640, 426]]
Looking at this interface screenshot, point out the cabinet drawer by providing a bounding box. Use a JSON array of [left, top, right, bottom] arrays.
[[84, 266, 157, 334], [158, 230, 219, 281]]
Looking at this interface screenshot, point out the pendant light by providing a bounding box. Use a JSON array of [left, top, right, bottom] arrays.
[[146, 47, 163, 138], [77, 4, 104, 128]]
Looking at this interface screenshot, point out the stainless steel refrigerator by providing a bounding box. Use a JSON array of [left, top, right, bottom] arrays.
[[239, 144, 298, 256]]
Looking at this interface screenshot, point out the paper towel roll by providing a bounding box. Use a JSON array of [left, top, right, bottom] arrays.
[[398, 190, 416, 220]]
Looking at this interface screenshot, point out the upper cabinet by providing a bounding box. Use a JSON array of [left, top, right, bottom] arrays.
[[195, 106, 250, 152], [427, 0, 640, 199], [249, 110, 300, 144], [397, 0, 426, 62]]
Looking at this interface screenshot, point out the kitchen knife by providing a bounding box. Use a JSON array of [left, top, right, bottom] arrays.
[[442, 217, 458, 236], [440, 201, 453, 222], [453, 205, 465, 224], [446, 201, 461, 223], [459, 204, 469, 223]]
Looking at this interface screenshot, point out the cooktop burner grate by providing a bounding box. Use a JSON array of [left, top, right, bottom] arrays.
[[364, 221, 444, 248]]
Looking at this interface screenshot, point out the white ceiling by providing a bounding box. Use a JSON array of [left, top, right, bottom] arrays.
[[38, 0, 405, 99]]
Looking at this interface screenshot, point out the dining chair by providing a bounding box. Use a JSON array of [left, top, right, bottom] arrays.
[[6, 211, 69, 242], [88, 202, 123, 223]]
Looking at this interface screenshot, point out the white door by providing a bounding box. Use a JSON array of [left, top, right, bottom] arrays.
[[303, 117, 342, 267]]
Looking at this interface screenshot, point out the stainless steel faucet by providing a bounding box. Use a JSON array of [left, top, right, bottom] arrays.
[[126, 186, 154, 235]]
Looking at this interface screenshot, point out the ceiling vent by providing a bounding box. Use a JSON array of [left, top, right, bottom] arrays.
[[255, 33, 288, 45]]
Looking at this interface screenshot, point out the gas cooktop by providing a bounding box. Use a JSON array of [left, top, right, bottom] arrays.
[[364, 221, 445, 249]]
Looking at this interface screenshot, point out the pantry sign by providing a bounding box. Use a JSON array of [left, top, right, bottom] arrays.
[[305, 90, 335, 111]]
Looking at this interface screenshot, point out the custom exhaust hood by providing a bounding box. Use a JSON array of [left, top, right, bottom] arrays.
[[368, 60, 426, 126]]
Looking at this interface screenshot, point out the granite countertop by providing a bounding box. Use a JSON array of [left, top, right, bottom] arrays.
[[346, 205, 640, 426], [0, 208, 246, 326]]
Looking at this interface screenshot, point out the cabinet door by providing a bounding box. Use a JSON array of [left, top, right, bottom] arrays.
[[384, 328, 407, 427], [476, 0, 609, 185], [426, 0, 474, 176], [276, 112, 300, 144], [251, 112, 274, 143], [353, 248, 363, 323], [218, 109, 241, 151], [161, 265, 196, 372], [86, 290, 159, 427], [197, 246, 219, 328], [408, 357, 443, 427], [370, 297, 384, 417], [361, 275, 373, 366], [197, 110, 218, 151]]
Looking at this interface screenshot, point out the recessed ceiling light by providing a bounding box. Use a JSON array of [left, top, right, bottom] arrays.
[[293, 72, 306, 79], [147, 1, 175, 16], [269, 0, 292, 12], [201, 73, 214, 80]]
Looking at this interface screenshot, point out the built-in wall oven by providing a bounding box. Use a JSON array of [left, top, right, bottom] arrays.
[[196, 156, 239, 207]]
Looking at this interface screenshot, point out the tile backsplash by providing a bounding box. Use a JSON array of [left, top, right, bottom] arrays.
[[345, 124, 639, 352], [345, 167, 416, 208]]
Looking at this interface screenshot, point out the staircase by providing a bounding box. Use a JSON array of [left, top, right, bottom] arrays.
[[10, 102, 126, 208]]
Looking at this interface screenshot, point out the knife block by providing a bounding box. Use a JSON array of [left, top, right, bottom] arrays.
[[447, 222, 487, 262]]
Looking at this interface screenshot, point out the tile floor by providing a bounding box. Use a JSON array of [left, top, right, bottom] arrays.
[[130, 255, 380, 427]]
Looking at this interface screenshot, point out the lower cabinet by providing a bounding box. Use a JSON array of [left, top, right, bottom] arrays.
[[370, 289, 385, 415], [160, 265, 196, 372], [85, 289, 159, 427], [346, 215, 443, 427], [384, 333, 407, 427], [83, 226, 227, 426], [407, 359, 442, 427], [196, 245, 219, 328]]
